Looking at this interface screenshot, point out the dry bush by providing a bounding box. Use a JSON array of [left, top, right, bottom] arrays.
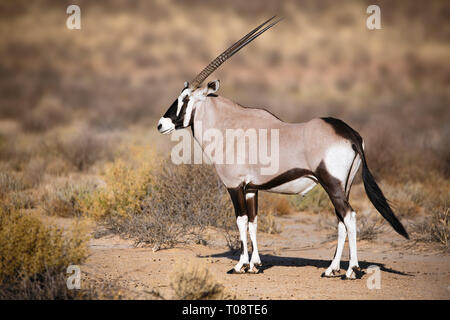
[[0, 208, 89, 282], [0, 266, 128, 300], [0, 267, 80, 300], [0, 205, 91, 299], [357, 215, 384, 241], [84, 147, 155, 220], [412, 206, 449, 250], [101, 161, 233, 249], [170, 260, 232, 300], [55, 128, 114, 172]]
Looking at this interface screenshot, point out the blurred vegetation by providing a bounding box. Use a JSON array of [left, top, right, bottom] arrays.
[[0, 0, 449, 298]]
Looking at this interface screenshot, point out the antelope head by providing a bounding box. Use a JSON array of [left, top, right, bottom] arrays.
[[157, 16, 282, 134]]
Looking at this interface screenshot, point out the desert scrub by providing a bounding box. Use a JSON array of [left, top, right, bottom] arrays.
[[42, 181, 96, 217], [259, 193, 293, 216], [0, 208, 89, 281], [103, 162, 233, 249], [0, 171, 36, 210], [170, 260, 232, 300], [357, 215, 384, 241], [54, 126, 114, 172], [0, 171, 26, 200], [84, 145, 156, 219], [412, 206, 449, 250], [0, 268, 123, 300]]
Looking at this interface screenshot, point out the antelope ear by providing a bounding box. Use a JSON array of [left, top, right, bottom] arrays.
[[205, 80, 220, 95]]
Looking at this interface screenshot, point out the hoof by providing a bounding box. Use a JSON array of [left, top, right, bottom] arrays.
[[343, 273, 356, 280], [247, 266, 260, 274], [322, 269, 341, 278], [343, 266, 362, 280], [227, 265, 248, 274]]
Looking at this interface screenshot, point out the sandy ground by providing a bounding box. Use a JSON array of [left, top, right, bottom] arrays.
[[82, 211, 450, 300]]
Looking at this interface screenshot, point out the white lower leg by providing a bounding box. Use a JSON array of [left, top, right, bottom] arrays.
[[325, 220, 347, 276], [248, 217, 261, 270], [344, 211, 359, 278], [234, 215, 249, 272]]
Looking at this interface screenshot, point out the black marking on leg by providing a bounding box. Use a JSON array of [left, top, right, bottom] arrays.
[[227, 184, 247, 217], [315, 161, 353, 221], [246, 168, 315, 192]]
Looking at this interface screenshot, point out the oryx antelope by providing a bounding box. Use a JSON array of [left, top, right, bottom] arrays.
[[157, 17, 409, 279]]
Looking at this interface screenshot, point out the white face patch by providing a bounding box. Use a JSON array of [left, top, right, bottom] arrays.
[[176, 89, 192, 117], [183, 98, 195, 128], [178, 88, 208, 128], [158, 117, 175, 134]]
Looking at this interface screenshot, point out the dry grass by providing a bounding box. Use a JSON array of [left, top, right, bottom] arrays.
[[170, 260, 232, 300], [41, 181, 96, 217], [260, 193, 293, 216]]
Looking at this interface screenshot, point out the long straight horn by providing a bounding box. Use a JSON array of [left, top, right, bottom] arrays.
[[189, 16, 282, 89]]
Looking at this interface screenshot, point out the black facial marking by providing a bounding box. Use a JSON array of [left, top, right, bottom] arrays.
[[163, 99, 178, 121], [163, 95, 191, 129], [174, 95, 190, 129]]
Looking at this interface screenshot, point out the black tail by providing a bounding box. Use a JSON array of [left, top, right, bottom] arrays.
[[356, 146, 409, 239]]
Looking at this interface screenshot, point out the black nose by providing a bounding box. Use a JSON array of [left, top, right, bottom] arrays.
[[157, 124, 162, 131]]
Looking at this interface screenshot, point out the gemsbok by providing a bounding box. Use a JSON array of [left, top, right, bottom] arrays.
[[157, 16, 409, 279]]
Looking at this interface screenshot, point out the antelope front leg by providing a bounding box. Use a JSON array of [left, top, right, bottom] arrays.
[[234, 215, 249, 273], [248, 216, 261, 273], [246, 190, 260, 273]]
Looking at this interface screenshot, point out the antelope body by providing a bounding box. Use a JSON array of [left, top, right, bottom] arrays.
[[157, 17, 408, 279]]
